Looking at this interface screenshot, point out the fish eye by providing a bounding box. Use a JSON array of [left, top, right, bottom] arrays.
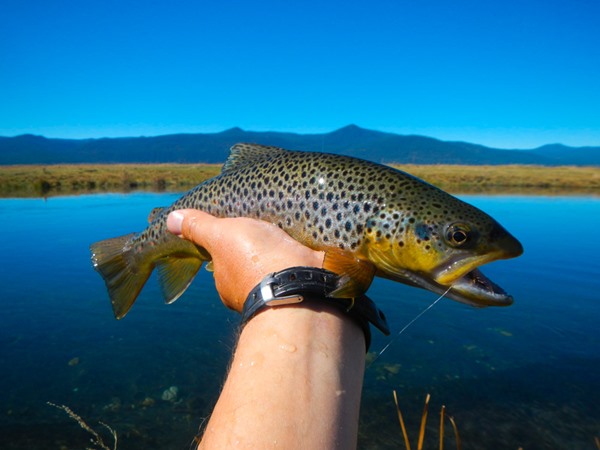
[[445, 223, 472, 247]]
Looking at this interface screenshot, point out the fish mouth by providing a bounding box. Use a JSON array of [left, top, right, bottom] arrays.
[[424, 237, 523, 306], [444, 268, 513, 307], [433, 252, 504, 286], [397, 266, 514, 307], [375, 247, 519, 307]]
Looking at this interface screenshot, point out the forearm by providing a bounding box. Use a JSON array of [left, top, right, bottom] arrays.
[[198, 303, 366, 450]]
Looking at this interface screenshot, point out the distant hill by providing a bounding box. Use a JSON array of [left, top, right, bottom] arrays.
[[1, 125, 598, 166]]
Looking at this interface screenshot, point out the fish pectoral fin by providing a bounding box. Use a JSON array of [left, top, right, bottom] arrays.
[[323, 250, 376, 298], [90, 233, 151, 320], [155, 256, 202, 304], [147, 207, 167, 223]]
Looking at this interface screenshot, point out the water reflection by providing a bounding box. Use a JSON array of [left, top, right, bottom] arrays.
[[0, 194, 598, 449]]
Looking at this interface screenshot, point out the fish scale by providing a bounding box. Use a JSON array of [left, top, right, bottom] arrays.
[[91, 143, 523, 319], [179, 150, 391, 249]]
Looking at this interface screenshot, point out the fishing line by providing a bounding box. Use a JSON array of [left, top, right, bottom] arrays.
[[366, 286, 452, 369]]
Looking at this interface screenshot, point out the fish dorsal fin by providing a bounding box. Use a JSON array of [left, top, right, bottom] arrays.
[[221, 143, 290, 174], [148, 207, 166, 223]]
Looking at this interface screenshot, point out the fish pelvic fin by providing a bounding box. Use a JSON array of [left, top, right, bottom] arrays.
[[90, 233, 151, 320], [222, 143, 290, 173], [323, 249, 376, 298], [156, 256, 202, 304]]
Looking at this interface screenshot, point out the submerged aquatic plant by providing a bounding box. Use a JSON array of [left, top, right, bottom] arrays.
[[392, 391, 461, 450], [47, 402, 117, 450]]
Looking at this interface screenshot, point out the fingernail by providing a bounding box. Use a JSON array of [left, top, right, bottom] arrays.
[[167, 210, 184, 235]]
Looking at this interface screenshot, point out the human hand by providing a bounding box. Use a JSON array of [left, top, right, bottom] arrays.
[[167, 209, 325, 312]]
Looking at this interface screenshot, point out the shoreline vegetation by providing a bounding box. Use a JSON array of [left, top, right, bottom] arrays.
[[1, 163, 599, 198]]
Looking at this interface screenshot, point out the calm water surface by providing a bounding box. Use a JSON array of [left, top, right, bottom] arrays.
[[0, 194, 598, 449]]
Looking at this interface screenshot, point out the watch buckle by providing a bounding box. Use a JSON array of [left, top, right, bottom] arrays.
[[260, 275, 304, 306]]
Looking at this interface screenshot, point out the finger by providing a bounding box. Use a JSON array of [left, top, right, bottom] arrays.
[[167, 209, 219, 251]]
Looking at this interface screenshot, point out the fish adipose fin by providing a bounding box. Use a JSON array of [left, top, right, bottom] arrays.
[[323, 249, 376, 298], [222, 143, 290, 173], [147, 207, 166, 223], [90, 234, 152, 320], [156, 256, 202, 304]]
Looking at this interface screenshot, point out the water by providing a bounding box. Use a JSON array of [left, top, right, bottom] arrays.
[[0, 194, 598, 449]]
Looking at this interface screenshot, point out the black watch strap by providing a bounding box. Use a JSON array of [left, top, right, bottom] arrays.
[[241, 267, 390, 350]]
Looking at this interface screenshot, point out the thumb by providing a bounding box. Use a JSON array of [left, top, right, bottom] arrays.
[[167, 209, 218, 251]]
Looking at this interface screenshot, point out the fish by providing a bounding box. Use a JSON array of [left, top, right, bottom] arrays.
[[90, 143, 523, 319]]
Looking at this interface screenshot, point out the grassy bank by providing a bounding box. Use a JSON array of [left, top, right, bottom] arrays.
[[393, 164, 600, 195], [0, 164, 222, 197], [1, 163, 599, 198]]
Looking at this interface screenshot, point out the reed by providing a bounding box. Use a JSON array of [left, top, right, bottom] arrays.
[[393, 391, 462, 450], [47, 402, 117, 450], [1, 163, 599, 197]]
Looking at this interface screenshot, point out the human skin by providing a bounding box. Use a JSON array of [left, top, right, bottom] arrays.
[[167, 210, 366, 450]]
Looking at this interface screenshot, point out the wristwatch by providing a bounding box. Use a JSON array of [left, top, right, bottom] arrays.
[[241, 267, 390, 350]]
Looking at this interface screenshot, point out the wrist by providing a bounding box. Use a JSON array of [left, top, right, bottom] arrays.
[[240, 267, 390, 351], [240, 301, 366, 354]]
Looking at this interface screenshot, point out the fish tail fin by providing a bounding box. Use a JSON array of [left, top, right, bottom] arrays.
[[90, 233, 152, 319]]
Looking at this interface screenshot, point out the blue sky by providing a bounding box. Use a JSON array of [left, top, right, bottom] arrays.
[[1, 0, 599, 148]]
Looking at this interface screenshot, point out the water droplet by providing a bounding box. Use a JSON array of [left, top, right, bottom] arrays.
[[279, 343, 297, 353]]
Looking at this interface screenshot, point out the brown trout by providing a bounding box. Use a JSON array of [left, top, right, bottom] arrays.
[[91, 143, 523, 319]]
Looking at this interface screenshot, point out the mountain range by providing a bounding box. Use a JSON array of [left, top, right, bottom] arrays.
[[1, 125, 598, 166]]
